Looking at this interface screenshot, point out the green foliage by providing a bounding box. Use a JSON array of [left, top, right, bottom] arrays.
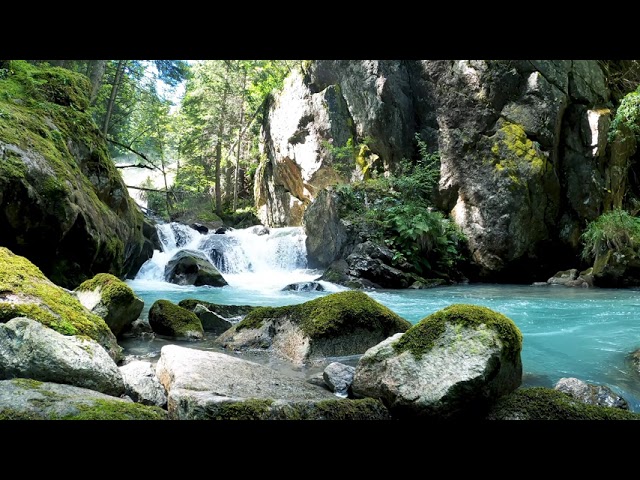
[[323, 136, 378, 179], [333, 134, 467, 278], [580, 208, 640, 260], [608, 87, 640, 143]]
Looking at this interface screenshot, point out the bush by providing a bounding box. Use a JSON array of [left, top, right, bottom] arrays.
[[581, 208, 640, 260]]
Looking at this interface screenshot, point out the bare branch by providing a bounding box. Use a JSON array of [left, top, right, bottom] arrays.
[[116, 163, 156, 170], [108, 138, 160, 171]]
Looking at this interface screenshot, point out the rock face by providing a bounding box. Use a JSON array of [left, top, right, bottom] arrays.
[[0, 62, 144, 289], [164, 249, 228, 287], [0, 246, 123, 362], [216, 290, 413, 366], [0, 317, 125, 396], [74, 272, 144, 337], [351, 303, 523, 419], [258, 60, 618, 282]]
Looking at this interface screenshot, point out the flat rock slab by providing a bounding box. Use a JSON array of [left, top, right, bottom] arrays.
[[156, 344, 336, 402]]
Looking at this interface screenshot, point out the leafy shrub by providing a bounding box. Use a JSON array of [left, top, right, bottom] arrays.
[[608, 87, 640, 143], [581, 208, 640, 260]]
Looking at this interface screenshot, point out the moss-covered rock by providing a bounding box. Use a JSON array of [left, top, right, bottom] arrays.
[[0, 378, 167, 420], [148, 299, 204, 340], [0, 60, 144, 289], [485, 386, 640, 420], [392, 303, 523, 363], [74, 272, 144, 337], [352, 303, 523, 419], [217, 290, 412, 365], [0, 246, 123, 362]]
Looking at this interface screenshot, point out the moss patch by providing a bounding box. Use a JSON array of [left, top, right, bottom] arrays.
[[488, 121, 548, 186], [487, 387, 640, 420], [392, 303, 523, 362], [59, 399, 167, 420], [235, 291, 411, 339], [206, 399, 274, 420]]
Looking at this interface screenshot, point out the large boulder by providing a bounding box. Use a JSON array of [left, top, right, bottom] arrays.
[[148, 299, 204, 340], [0, 246, 123, 362], [0, 378, 167, 420], [155, 344, 390, 420], [164, 249, 228, 287], [0, 317, 125, 396], [216, 290, 413, 366], [0, 61, 145, 289], [74, 273, 144, 337], [351, 303, 523, 419]]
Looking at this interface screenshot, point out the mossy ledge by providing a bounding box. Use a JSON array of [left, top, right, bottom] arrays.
[[392, 303, 523, 362], [235, 290, 412, 339], [149, 299, 203, 338]]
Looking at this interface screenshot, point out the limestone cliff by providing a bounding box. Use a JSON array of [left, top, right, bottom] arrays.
[[257, 60, 626, 282]]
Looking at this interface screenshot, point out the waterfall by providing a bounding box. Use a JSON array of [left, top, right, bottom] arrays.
[[134, 222, 326, 292]]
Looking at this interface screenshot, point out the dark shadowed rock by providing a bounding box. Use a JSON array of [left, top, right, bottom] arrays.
[[148, 299, 204, 341], [164, 249, 228, 287], [282, 281, 325, 292]]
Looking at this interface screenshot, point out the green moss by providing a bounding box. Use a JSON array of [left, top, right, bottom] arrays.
[[313, 398, 390, 420], [76, 272, 135, 304], [207, 399, 274, 420], [59, 399, 167, 420], [0, 408, 48, 420], [235, 291, 412, 339], [488, 387, 640, 420], [392, 303, 523, 362], [0, 247, 114, 344], [488, 121, 548, 185]]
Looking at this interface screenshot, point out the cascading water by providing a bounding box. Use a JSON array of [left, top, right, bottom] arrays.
[[132, 222, 340, 294]]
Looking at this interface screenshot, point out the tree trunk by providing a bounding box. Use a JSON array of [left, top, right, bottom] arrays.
[[103, 60, 126, 136], [87, 60, 107, 106], [215, 141, 222, 216], [233, 67, 247, 211]]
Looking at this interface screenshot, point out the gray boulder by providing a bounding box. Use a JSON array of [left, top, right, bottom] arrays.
[[119, 360, 167, 408], [155, 344, 390, 420], [554, 377, 629, 410], [164, 249, 228, 287], [351, 303, 523, 419], [0, 317, 125, 397], [323, 361, 356, 398]]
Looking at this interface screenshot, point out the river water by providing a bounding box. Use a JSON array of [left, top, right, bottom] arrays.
[[125, 223, 640, 412]]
